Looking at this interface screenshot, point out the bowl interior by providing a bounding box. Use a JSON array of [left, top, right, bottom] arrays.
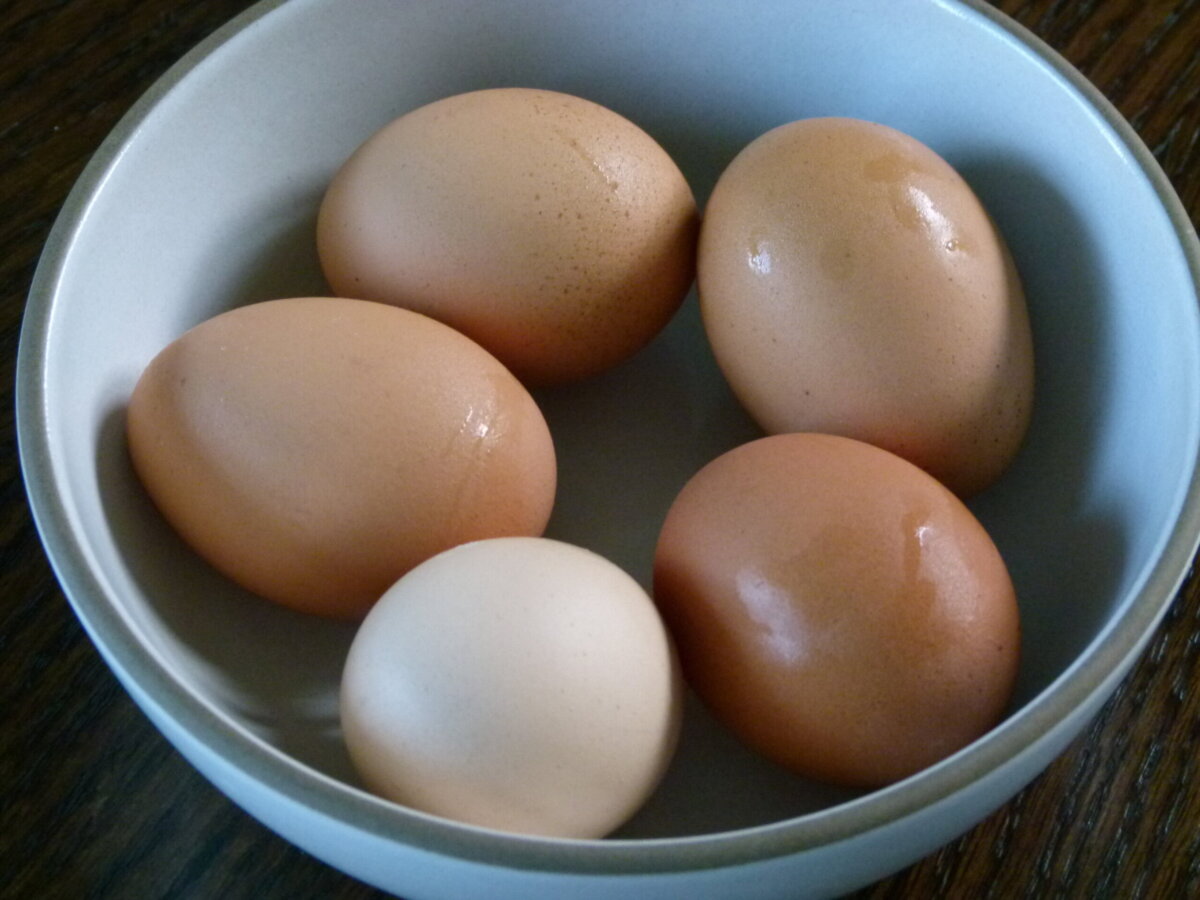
[[26, 0, 1200, 841]]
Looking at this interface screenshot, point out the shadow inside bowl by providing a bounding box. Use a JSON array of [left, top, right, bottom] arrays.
[[94, 404, 362, 784], [213, 187, 331, 311], [960, 154, 1132, 705]]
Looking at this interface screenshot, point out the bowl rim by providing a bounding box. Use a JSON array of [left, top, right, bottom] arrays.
[[16, 0, 1200, 878]]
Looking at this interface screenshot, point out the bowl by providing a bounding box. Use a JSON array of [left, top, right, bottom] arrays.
[[17, 0, 1200, 897]]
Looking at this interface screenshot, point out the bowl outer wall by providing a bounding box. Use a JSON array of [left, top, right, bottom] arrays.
[[15, 0, 1200, 895], [105, 603, 1139, 900]]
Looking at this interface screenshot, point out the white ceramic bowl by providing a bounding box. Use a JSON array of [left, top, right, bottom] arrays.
[[18, 1, 1200, 897]]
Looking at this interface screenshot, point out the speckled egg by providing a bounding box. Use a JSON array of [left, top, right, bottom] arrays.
[[317, 88, 699, 386]]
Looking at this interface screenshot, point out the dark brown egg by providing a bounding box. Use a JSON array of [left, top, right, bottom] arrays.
[[653, 432, 1020, 788]]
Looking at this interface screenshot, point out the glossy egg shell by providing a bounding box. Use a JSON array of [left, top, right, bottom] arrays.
[[697, 117, 1035, 496], [653, 432, 1021, 788]]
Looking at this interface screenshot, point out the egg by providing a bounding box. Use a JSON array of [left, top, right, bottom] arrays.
[[653, 433, 1020, 788], [317, 87, 699, 386], [126, 297, 556, 619], [340, 537, 683, 839], [697, 117, 1034, 496]]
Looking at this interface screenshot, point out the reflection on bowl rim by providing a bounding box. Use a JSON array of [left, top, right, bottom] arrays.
[[16, 0, 1200, 878]]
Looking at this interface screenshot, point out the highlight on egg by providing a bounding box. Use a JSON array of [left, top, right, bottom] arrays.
[[125, 297, 557, 619], [653, 432, 1021, 788], [317, 87, 700, 386], [340, 537, 683, 839], [697, 116, 1035, 496]]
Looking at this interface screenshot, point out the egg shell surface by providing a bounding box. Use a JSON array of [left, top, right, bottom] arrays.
[[317, 87, 699, 385], [653, 432, 1021, 788], [340, 536, 683, 839], [125, 297, 556, 619], [697, 117, 1035, 496]]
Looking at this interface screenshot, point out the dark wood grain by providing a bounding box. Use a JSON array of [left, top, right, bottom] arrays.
[[2, 2, 1198, 898]]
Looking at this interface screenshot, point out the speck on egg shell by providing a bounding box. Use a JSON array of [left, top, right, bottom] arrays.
[[653, 433, 1021, 789], [317, 87, 699, 386], [340, 537, 683, 839], [697, 117, 1035, 496], [125, 297, 556, 619]]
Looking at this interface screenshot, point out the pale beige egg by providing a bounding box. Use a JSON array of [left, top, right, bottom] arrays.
[[341, 537, 683, 838], [317, 87, 699, 386]]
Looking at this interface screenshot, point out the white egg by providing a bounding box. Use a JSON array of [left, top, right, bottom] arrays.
[[340, 537, 682, 839]]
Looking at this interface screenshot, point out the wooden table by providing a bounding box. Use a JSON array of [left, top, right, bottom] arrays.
[[3, 1, 1198, 897]]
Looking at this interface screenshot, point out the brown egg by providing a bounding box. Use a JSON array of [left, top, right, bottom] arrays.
[[697, 117, 1034, 496], [317, 87, 699, 386], [126, 297, 556, 619], [653, 433, 1020, 788]]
